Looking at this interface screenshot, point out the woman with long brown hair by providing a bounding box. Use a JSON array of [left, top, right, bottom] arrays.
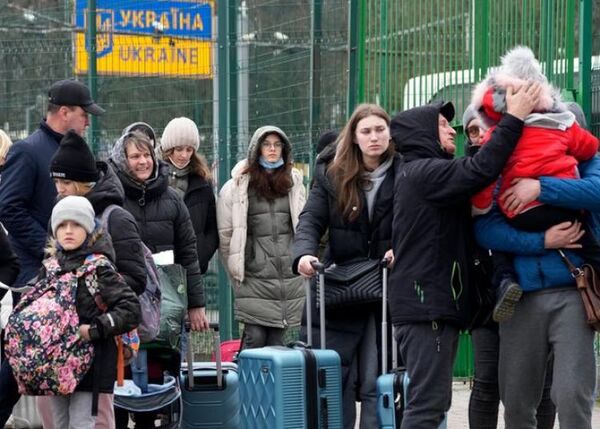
[[293, 104, 398, 428], [158, 117, 218, 274], [217, 126, 305, 349]]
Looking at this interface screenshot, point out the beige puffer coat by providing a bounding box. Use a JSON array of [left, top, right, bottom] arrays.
[[217, 160, 305, 284], [217, 126, 306, 326]]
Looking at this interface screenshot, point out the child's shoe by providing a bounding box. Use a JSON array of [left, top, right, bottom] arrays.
[[492, 277, 523, 322]]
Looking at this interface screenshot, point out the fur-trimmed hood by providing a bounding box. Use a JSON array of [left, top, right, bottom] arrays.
[[471, 46, 566, 128]]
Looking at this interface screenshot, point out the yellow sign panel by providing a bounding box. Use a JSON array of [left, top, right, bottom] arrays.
[[74, 33, 212, 78]]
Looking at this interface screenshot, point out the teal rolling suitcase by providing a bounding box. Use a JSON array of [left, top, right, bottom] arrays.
[[181, 324, 240, 428], [238, 262, 343, 429]]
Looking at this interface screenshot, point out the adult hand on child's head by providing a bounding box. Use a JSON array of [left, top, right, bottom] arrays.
[[544, 220, 584, 249], [506, 81, 542, 120], [188, 307, 210, 332], [501, 178, 541, 214]]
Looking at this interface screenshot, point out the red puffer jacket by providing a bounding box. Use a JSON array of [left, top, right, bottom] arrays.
[[472, 90, 599, 218]]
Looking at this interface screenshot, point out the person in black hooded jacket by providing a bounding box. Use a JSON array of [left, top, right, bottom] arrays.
[[110, 130, 209, 428], [388, 84, 541, 428]]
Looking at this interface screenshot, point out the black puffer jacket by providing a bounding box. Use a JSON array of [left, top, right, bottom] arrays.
[[0, 226, 19, 297], [109, 158, 205, 309], [44, 230, 140, 393], [86, 162, 146, 295], [388, 102, 524, 328], [292, 145, 398, 270], [183, 174, 218, 274]]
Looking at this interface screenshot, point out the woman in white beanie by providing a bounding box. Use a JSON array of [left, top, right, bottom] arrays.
[[158, 117, 218, 274]]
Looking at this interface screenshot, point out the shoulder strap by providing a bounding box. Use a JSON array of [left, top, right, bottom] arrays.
[[557, 249, 583, 277], [100, 204, 121, 232], [77, 253, 115, 301]]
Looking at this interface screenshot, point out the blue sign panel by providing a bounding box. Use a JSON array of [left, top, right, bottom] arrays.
[[75, 0, 212, 40]]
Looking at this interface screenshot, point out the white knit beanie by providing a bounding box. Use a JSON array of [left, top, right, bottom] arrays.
[[51, 196, 96, 237], [160, 117, 200, 152]]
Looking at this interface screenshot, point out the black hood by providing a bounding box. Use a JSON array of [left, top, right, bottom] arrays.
[[313, 142, 337, 195], [85, 161, 126, 213], [391, 101, 455, 162]]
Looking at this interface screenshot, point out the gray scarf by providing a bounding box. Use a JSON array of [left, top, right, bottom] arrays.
[[167, 164, 191, 198], [362, 155, 394, 221]]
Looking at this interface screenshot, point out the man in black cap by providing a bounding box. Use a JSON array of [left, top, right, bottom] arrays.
[[0, 79, 103, 427], [386, 83, 540, 428]]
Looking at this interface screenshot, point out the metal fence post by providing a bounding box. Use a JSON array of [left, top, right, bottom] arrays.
[[86, 0, 98, 153], [579, 0, 592, 125], [217, 0, 233, 342]]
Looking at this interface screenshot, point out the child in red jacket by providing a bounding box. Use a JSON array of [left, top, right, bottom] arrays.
[[471, 46, 600, 322]]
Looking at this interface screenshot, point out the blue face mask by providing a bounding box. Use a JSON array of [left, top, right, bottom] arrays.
[[258, 156, 284, 169]]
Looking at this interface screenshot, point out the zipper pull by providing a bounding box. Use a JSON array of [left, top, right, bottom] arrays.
[[436, 336, 441, 353]]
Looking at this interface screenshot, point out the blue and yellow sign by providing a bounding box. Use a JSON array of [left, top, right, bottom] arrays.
[[74, 0, 213, 78]]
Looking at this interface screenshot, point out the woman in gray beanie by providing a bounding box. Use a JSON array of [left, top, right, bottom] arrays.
[[217, 125, 306, 349], [158, 117, 218, 274]]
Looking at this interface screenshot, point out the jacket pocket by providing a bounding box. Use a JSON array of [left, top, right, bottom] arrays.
[[450, 261, 464, 311]]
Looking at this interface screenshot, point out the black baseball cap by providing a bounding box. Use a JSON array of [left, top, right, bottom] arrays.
[[48, 79, 105, 116], [439, 101, 455, 122]]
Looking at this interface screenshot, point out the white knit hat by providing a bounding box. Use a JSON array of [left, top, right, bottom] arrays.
[[160, 117, 200, 152], [51, 195, 96, 237]]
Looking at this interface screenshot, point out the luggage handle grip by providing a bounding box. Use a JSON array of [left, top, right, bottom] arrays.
[[310, 260, 324, 273], [184, 322, 223, 389]]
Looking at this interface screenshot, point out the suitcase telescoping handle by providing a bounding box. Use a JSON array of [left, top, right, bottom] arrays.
[[305, 260, 326, 349], [380, 257, 396, 375], [185, 322, 222, 389]]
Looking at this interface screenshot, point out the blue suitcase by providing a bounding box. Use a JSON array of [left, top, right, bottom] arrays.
[[181, 324, 240, 428], [376, 266, 447, 428], [238, 262, 343, 429], [377, 368, 447, 429]]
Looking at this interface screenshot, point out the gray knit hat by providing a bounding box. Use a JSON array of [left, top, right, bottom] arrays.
[[462, 104, 479, 132], [565, 102, 587, 129], [51, 195, 95, 237], [160, 117, 200, 152]]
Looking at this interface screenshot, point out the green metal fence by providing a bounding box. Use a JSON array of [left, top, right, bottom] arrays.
[[354, 0, 599, 152]]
